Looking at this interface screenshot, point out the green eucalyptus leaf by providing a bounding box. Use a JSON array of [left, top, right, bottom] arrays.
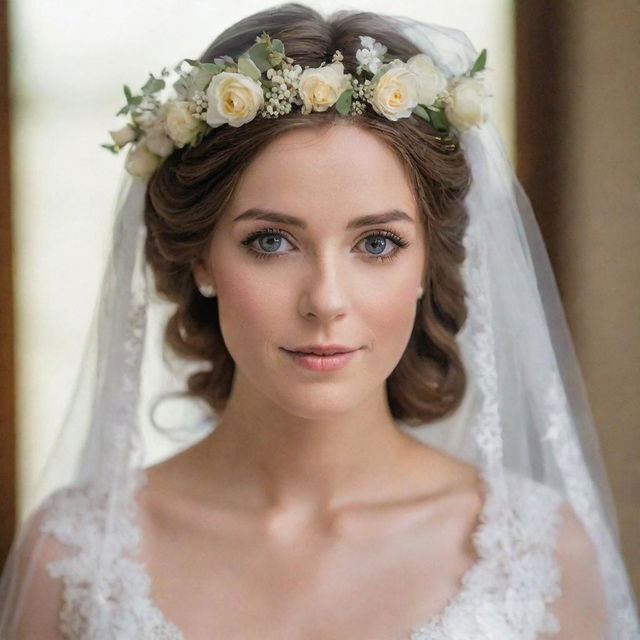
[[123, 85, 132, 101], [248, 42, 270, 72], [201, 62, 225, 74], [271, 38, 284, 54], [335, 89, 353, 115], [184, 58, 201, 67], [470, 48, 487, 75], [142, 74, 165, 95], [412, 104, 431, 123], [238, 57, 261, 81], [193, 68, 215, 91]]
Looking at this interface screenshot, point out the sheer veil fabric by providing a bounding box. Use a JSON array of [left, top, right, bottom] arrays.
[[1, 11, 638, 639]]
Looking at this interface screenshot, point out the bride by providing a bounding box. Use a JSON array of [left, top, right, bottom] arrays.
[[1, 3, 638, 639]]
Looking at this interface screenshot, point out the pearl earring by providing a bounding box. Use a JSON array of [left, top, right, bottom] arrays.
[[417, 286, 424, 299], [198, 283, 216, 298]]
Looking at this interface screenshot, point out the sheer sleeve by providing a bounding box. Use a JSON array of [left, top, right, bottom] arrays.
[[545, 502, 610, 639], [0, 503, 66, 639]]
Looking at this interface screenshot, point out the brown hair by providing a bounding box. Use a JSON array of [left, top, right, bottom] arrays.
[[144, 3, 472, 426]]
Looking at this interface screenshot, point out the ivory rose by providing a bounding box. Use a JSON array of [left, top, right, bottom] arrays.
[[164, 100, 205, 147], [109, 125, 136, 148], [205, 72, 264, 128], [406, 54, 447, 106], [370, 60, 419, 121], [125, 143, 162, 181], [444, 77, 488, 131], [297, 62, 352, 114]]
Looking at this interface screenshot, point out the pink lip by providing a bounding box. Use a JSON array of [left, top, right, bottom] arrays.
[[281, 348, 359, 372], [287, 344, 356, 355]]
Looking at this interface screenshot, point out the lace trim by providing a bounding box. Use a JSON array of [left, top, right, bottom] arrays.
[[41, 476, 183, 640], [542, 370, 640, 638], [409, 472, 564, 640], [41, 469, 565, 639]]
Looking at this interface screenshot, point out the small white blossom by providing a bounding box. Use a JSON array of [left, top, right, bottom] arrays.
[[355, 35, 388, 74]]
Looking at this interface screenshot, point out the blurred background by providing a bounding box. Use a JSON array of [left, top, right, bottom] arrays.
[[0, 0, 638, 602]]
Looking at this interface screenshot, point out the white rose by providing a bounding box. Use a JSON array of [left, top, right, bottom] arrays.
[[406, 54, 447, 106], [370, 61, 419, 121], [144, 131, 175, 158], [297, 62, 352, 114], [205, 72, 264, 128], [125, 143, 162, 181], [444, 77, 488, 132], [109, 125, 136, 148], [133, 111, 175, 158], [164, 100, 205, 147]]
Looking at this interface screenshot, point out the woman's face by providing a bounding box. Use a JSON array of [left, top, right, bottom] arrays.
[[193, 123, 427, 419]]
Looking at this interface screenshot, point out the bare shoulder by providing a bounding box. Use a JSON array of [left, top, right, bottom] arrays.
[[544, 501, 609, 639]]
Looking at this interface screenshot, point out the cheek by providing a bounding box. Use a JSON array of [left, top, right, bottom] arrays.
[[213, 264, 289, 359]]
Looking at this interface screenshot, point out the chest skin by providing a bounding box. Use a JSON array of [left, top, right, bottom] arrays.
[[136, 469, 485, 640]]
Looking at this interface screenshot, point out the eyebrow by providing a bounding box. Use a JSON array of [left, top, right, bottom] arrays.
[[232, 207, 415, 230]]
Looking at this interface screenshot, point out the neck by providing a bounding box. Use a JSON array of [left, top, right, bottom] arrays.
[[194, 369, 418, 515]]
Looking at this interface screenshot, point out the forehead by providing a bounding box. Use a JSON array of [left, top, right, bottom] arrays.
[[226, 124, 419, 228]]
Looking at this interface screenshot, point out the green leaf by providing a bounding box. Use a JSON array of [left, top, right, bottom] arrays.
[[335, 89, 353, 115], [412, 104, 432, 123], [271, 38, 284, 54], [248, 42, 270, 72], [201, 62, 225, 74], [429, 108, 449, 131], [101, 143, 119, 154], [123, 85, 132, 101], [142, 74, 165, 95], [238, 57, 261, 81], [470, 48, 487, 75]]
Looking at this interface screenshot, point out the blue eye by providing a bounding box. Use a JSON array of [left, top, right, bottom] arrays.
[[240, 227, 410, 263]]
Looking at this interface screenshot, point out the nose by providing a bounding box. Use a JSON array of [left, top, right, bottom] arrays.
[[298, 256, 349, 322]]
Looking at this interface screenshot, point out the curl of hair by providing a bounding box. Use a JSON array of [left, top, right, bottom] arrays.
[[144, 2, 472, 426]]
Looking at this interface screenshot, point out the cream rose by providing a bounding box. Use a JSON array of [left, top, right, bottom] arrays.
[[133, 111, 174, 158], [444, 77, 488, 131], [125, 143, 162, 181], [205, 72, 264, 128], [164, 100, 205, 147], [297, 62, 352, 114], [406, 54, 447, 106], [109, 125, 136, 148], [370, 61, 419, 121]]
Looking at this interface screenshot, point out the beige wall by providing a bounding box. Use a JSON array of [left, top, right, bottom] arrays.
[[555, 1, 640, 600]]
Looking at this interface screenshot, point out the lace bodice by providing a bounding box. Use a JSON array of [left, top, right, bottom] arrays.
[[41, 469, 566, 640]]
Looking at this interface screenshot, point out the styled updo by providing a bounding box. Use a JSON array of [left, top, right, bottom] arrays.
[[144, 2, 472, 426]]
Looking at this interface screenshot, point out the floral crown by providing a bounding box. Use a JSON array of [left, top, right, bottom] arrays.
[[103, 33, 489, 180]]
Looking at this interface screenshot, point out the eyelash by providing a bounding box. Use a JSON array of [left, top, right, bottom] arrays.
[[240, 227, 410, 263]]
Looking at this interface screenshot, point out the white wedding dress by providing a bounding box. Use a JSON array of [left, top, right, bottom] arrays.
[[39, 467, 571, 640]]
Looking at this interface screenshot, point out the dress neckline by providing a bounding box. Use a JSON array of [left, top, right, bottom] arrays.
[[132, 465, 501, 639]]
